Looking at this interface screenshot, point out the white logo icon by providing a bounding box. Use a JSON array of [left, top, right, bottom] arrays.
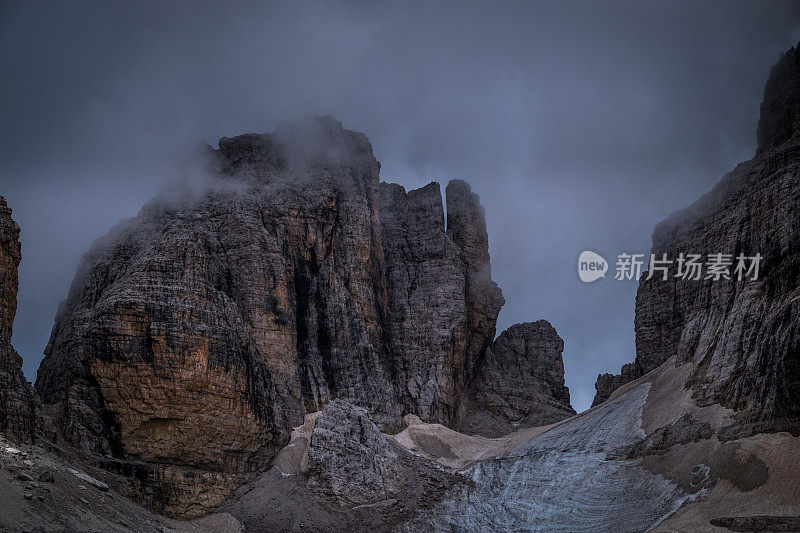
[[578, 251, 608, 282]]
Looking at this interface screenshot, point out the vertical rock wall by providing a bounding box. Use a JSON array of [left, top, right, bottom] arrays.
[[379, 181, 468, 424], [0, 197, 37, 444]]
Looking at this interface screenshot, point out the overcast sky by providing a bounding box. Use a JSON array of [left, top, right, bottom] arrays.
[[1, 0, 798, 411]]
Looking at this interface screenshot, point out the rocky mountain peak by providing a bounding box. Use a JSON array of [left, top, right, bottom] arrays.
[[214, 115, 380, 183], [458, 320, 574, 436], [757, 42, 800, 154]]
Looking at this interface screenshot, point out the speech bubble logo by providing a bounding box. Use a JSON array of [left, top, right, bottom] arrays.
[[578, 251, 608, 282]]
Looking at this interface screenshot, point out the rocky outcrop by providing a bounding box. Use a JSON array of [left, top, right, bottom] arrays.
[[307, 400, 404, 507], [306, 400, 459, 512], [592, 44, 800, 437], [618, 414, 714, 458], [0, 197, 37, 444], [34, 116, 572, 516], [0, 346, 35, 446], [35, 117, 396, 515], [458, 321, 575, 436], [592, 363, 638, 407], [0, 198, 21, 341]]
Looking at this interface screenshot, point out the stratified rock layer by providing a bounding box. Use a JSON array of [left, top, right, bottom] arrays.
[[35, 116, 572, 516], [592, 45, 800, 437], [0, 197, 36, 444]]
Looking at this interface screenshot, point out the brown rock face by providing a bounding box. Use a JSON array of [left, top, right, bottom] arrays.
[[0, 197, 21, 342], [0, 197, 37, 444], [35, 116, 572, 516], [592, 45, 800, 437]]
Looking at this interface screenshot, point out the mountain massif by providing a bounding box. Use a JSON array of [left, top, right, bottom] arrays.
[[32, 116, 573, 515]]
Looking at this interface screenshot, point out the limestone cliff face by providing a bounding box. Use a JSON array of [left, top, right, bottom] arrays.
[[35, 116, 572, 516], [0, 197, 37, 444], [592, 45, 800, 437]]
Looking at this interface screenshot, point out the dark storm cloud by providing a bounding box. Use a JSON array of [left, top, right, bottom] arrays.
[[1, 0, 798, 410]]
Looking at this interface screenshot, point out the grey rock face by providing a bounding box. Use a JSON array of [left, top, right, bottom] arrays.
[[307, 400, 403, 507], [379, 181, 469, 425], [0, 197, 37, 444], [445, 180, 505, 382], [0, 344, 35, 445], [592, 45, 800, 437], [306, 399, 459, 511], [458, 321, 575, 437], [34, 116, 573, 515], [757, 43, 800, 155]]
